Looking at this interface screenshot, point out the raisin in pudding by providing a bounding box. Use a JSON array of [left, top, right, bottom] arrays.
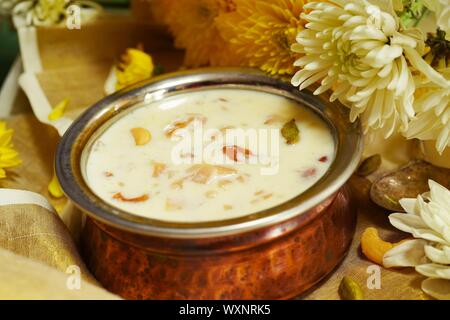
[[84, 89, 335, 222]]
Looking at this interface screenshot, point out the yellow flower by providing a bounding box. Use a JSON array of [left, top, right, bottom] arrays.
[[384, 180, 450, 299], [48, 98, 69, 121], [407, 78, 450, 153], [216, 0, 307, 75], [115, 46, 154, 91], [0, 121, 21, 179], [48, 170, 64, 198], [164, 0, 238, 67]]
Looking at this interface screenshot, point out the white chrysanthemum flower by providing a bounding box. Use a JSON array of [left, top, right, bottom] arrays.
[[0, 0, 19, 16], [406, 76, 450, 153], [384, 180, 450, 300], [291, 0, 449, 137], [424, 0, 450, 41]]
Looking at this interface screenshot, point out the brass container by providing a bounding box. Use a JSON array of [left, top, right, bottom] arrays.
[[56, 68, 363, 299]]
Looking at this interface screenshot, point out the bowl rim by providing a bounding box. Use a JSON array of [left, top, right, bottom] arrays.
[[56, 67, 363, 238]]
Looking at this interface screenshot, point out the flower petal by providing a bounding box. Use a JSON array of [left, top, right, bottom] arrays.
[[416, 264, 450, 280], [383, 239, 428, 268], [421, 278, 450, 300], [389, 212, 447, 244], [424, 244, 450, 265]]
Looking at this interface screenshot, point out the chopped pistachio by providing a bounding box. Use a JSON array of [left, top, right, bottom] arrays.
[[339, 276, 364, 300], [281, 119, 300, 144]]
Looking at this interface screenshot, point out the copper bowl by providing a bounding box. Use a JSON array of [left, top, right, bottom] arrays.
[[56, 68, 363, 299]]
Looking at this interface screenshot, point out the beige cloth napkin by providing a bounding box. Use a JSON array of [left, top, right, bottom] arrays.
[[0, 248, 119, 299], [18, 13, 183, 135], [0, 189, 119, 299]]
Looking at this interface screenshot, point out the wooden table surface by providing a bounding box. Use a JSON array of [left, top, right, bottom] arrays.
[[1, 112, 428, 300]]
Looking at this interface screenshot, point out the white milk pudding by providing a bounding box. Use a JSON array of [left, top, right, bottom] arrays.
[[84, 89, 335, 222]]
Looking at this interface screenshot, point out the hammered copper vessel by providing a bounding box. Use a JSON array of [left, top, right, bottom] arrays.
[[56, 68, 363, 299]]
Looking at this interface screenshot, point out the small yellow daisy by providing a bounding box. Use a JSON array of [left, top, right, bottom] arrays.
[[115, 45, 154, 91], [0, 121, 21, 179]]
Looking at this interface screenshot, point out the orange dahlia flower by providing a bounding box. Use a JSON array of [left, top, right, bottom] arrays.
[[216, 0, 308, 75], [162, 0, 239, 67]]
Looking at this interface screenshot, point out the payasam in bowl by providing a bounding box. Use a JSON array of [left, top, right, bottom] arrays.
[[56, 68, 363, 299]]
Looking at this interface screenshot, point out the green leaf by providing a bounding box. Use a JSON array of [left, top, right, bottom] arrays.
[[398, 0, 428, 28]]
